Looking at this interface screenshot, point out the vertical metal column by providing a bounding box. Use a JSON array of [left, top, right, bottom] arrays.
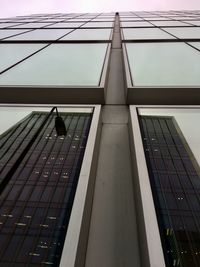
[[85, 13, 141, 267]]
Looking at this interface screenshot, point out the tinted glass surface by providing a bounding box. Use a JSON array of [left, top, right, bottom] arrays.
[[0, 29, 30, 39], [0, 43, 108, 86], [163, 27, 200, 39], [122, 28, 174, 40], [0, 111, 92, 266], [139, 116, 200, 267], [0, 44, 45, 73], [125, 42, 200, 86], [6, 29, 72, 40], [61, 28, 112, 40]]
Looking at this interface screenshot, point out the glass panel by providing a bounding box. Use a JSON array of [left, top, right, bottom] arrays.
[[168, 16, 195, 20], [92, 18, 114, 21], [61, 28, 112, 40], [45, 22, 84, 28], [66, 19, 90, 22], [152, 21, 189, 26], [6, 29, 72, 40], [11, 22, 54, 28], [0, 109, 92, 266], [0, 43, 108, 86], [122, 28, 174, 40], [188, 42, 200, 50], [164, 27, 200, 39], [0, 23, 25, 28], [0, 44, 45, 73], [0, 29, 29, 40], [146, 17, 173, 20], [126, 42, 200, 86], [81, 22, 113, 28], [120, 18, 143, 21], [39, 19, 66, 22], [139, 115, 200, 267], [121, 21, 153, 27], [183, 20, 200, 26]]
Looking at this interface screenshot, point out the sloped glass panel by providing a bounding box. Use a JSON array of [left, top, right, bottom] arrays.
[[61, 28, 112, 40], [6, 29, 72, 40], [0, 43, 109, 86], [122, 28, 174, 40], [164, 27, 200, 39], [126, 42, 200, 86], [0, 44, 45, 73]]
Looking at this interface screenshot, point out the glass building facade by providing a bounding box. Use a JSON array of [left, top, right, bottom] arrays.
[[0, 10, 200, 267]]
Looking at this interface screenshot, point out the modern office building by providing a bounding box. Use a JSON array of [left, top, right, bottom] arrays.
[[0, 10, 200, 267]]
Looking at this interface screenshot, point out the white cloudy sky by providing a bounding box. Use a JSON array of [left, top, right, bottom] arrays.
[[0, 0, 200, 17]]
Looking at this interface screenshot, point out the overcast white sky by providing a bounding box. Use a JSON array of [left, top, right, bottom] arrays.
[[0, 0, 200, 18]]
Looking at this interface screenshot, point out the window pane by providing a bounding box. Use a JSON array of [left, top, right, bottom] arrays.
[[184, 20, 200, 26], [164, 27, 200, 39], [152, 20, 189, 26], [0, 23, 25, 28], [92, 18, 114, 21], [120, 18, 143, 21], [139, 115, 200, 267], [146, 17, 172, 20], [81, 22, 113, 28], [0, 110, 92, 266], [0, 44, 45, 72], [61, 28, 112, 40], [0, 29, 29, 39], [189, 42, 200, 50], [125, 42, 200, 86], [11, 22, 53, 28], [45, 22, 84, 28], [122, 28, 174, 40], [6, 29, 72, 40], [0, 43, 108, 86], [121, 21, 153, 27]]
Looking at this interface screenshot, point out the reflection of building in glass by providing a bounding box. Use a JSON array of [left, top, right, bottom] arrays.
[[139, 116, 200, 267], [0, 111, 92, 266], [0, 10, 200, 267]]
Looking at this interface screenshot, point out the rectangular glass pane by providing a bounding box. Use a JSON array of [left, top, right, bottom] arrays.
[[61, 28, 112, 40], [11, 22, 54, 28], [184, 20, 200, 26], [122, 28, 175, 40], [164, 27, 200, 39], [0, 44, 45, 73], [66, 19, 90, 22], [121, 21, 153, 27], [0, 23, 25, 28], [189, 42, 200, 50], [152, 21, 189, 26], [0, 29, 30, 40], [81, 22, 113, 28], [139, 115, 200, 267], [6, 29, 72, 40], [0, 110, 92, 266], [45, 22, 84, 28], [120, 18, 143, 21], [0, 43, 109, 86], [125, 42, 200, 86], [92, 18, 114, 21]]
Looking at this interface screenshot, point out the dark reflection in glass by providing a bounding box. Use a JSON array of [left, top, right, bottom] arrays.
[[0, 111, 92, 266], [139, 116, 200, 267]]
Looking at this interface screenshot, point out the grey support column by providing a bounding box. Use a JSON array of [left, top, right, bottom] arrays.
[[85, 13, 141, 267], [105, 13, 126, 104]]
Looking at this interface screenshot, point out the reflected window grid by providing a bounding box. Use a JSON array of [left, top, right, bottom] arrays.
[[0, 111, 92, 266], [139, 116, 200, 267]]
